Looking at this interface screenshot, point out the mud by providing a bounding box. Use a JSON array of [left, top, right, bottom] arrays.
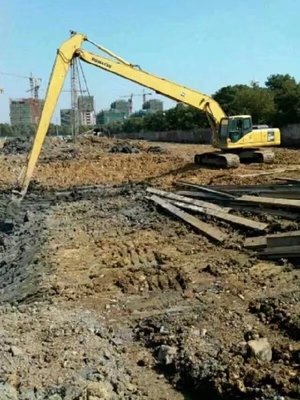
[[0, 138, 300, 399], [109, 143, 140, 154], [0, 137, 32, 155]]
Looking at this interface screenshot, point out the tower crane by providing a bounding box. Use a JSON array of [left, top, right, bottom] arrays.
[[120, 90, 152, 115], [0, 72, 42, 99], [39, 89, 87, 94]]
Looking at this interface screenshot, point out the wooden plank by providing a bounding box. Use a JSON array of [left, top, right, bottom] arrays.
[[176, 191, 232, 211], [245, 230, 300, 250], [233, 205, 300, 220], [259, 245, 300, 259], [176, 190, 217, 199], [168, 200, 268, 231], [255, 191, 300, 200], [188, 184, 297, 192], [276, 177, 300, 184], [176, 190, 300, 209], [266, 230, 300, 248], [174, 181, 236, 199], [146, 187, 230, 212], [176, 191, 300, 219], [238, 195, 300, 209], [148, 195, 226, 242], [244, 236, 267, 250], [237, 167, 300, 178]]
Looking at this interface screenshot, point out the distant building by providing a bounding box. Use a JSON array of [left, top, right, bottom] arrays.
[[78, 95, 94, 112], [60, 109, 72, 126], [80, 111, 96, 126], [142, 99, 163, 114], [97, 109, 126, 125], [9, 98, 44, 126], [111, 99, 130, 117], [78, 95, 96, 126]]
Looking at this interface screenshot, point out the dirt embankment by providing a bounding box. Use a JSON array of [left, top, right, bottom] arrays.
[[0, 137, 299, 399]]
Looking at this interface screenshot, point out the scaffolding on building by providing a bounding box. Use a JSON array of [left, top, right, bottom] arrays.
[[9, 98, 45, 126]]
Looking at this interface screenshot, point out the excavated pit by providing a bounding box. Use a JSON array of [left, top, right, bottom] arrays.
[[0, 137, 299, 399]]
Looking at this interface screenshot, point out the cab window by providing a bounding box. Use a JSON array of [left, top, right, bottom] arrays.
[[243, 118, 251, 131]]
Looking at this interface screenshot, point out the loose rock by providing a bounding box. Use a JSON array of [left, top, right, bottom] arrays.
[[10, 346, 23, 357], [247, 338, 272, 362], [0, 384, 18, 400], [157, 345, 177, 365]]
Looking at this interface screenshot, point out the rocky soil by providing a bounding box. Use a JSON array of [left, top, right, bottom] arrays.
[[0, 137, 299, 399]]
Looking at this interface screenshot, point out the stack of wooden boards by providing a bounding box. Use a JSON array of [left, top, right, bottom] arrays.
[[146, 177, 300, 260]]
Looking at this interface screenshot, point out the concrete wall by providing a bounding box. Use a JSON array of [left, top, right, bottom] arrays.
[[114, 125, 300, 148], [114, 129, 212, 144], [281, 124, 300, 147]]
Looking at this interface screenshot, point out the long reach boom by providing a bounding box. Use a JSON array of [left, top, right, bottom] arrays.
[[16, 30, 280, 199]]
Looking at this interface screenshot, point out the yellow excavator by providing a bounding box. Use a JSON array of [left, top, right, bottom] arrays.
[[15, 30, 281, 199]]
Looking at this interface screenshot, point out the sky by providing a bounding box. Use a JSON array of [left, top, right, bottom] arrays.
[[0, 0, 300, 124]]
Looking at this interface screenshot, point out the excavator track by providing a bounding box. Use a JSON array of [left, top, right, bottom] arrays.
[[194, 152, 240, 169], [238, 149, 275, 164]]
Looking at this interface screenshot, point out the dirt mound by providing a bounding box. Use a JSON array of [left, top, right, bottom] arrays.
[[136, 310, 300, 399], [0, 137, 80, 163], [146, 145, 167, 154], [1, 137, 32, 155], [109, 143, 140, 154], [0, 302, 150, 400], [249, 292, 300, 340]]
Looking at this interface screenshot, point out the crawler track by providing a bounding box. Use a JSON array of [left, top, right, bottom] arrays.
[[194, 152, 240, 168]]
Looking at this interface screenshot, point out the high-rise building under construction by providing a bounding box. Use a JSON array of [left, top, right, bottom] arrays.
[[78, 95, 96, 126], [60, 109, 72, 126], [110, 99, 130, 117], [9, 98, 44, 126], [142, 99, 163, 113]]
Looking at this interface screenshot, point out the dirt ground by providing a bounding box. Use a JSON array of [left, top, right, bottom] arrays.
[[0, 136, 299, 400]]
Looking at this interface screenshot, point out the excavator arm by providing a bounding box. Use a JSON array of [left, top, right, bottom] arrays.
[[16, 33, 86, 198], [76, 49, 226, 125], [17, 31, 226, 198]]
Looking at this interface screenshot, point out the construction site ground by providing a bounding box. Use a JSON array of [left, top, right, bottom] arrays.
[[0, 136, 299, 400]]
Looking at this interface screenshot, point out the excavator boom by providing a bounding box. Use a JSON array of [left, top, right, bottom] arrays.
[[76, 49, 226, 123], [17, 33, 86, 197]]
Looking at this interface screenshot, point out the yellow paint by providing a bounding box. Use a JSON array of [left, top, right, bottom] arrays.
[[19, 31, 281, 197]]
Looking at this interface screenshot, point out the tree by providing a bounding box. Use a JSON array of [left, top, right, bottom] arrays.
[[265, 74, 300, 126], [265, 74, 297, 91], [213, 85, 248, 115], [165, 106, 208, 130], [213, 84, 275, 124], [0, 123, 14, 137], [123, 117, 144, 133], [233, 86, 275, 124], [143, 111, 169, 132]]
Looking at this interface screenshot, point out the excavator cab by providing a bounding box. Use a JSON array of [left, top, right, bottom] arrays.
[[217, 115, 253, 145]]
